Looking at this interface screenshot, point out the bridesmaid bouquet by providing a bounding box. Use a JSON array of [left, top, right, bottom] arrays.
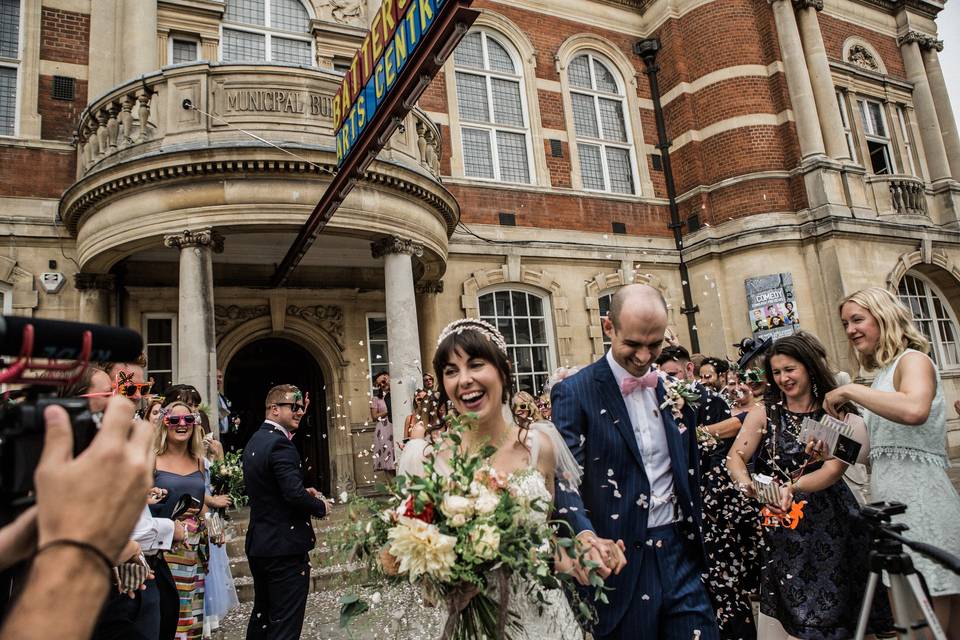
[[209, 450, 248, 509], [340, 416, 605, 639]]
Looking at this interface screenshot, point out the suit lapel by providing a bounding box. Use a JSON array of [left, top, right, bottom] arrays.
[[655, 379, 690, 496], [593, 359, 645, 470]]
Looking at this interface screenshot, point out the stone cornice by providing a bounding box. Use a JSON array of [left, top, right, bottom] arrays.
[[371, 236, 425, 259], [604, 0, 941, 18], [792, 0, 824, 10], [60, 156, 458, 238]]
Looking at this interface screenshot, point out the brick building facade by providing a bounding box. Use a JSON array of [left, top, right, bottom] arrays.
[[1, 0, 958, 491]]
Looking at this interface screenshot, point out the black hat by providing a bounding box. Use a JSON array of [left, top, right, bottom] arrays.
[[734, 337, 771, 370]]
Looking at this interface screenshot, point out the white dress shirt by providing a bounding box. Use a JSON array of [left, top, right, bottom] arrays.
[[266, 419, 292, 440], [131, 504, 175, 555], [606, 351, 676, 527]]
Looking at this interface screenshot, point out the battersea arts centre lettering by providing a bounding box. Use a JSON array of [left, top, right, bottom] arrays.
[[225, 89, 333, 117]]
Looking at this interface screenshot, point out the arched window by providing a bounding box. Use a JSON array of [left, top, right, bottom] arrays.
[[897, 273, 960, 367], [221, 0, 313, 65], [567, 53, 636, 194], [0, 0, 21, 136], [598, 292, 613, 351], [478, 289, 552, 394], [452, 30, 532, 184]]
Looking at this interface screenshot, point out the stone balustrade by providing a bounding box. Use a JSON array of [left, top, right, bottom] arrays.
[[866, 174, 929, 218], [73, 63, 445, 182]]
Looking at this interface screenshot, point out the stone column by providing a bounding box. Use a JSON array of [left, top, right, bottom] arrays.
[[794, 0, 849, 160], [371, 236, 424, 450], [415, 279, 444, 376], [122, 0, 158, 80], [920, 42, 960, 180], [899, 32, 952, 183], [164, 229, 223, 432], [769, 0, 825, 159], [74, 273, 115, 325]]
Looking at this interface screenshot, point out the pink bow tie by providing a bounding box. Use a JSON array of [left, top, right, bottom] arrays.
[[620, 371, 659, 395]]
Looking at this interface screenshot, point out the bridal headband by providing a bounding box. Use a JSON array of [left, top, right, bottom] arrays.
[[436, 318, 509, 357]]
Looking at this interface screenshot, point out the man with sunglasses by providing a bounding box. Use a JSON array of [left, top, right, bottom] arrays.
[[243, 385, 330, 640]]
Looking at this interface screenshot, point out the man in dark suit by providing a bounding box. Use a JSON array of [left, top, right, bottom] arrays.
[[552, 284, 719, 640], [243, 384, 331, 640]]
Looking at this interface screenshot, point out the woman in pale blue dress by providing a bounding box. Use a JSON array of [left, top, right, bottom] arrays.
[[202, 450, 239, 636], [825, 287, 960, 636]]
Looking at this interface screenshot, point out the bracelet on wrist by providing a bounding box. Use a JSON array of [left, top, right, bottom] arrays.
[[36, 539, 114, 576]]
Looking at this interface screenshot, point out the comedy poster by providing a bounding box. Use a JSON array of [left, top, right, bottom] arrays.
[[745, 273, 799, 341]]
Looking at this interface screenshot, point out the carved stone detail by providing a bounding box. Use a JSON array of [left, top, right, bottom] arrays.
[[286, 305, 344, 345], [898, 31, 943, 52], [415, 119, 441, 176], [164, 229, 225, 253], [415, 280, 444, 294], [315, 0, 366, 27], [214, 304, 269, 335], [847, 44, 880, 71], [370, 236, 425, 259], [74, 272, 116, 291], [791, 0, 823, 10]]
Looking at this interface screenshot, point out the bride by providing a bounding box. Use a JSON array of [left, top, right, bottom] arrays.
[[398, 318, 587, 639]]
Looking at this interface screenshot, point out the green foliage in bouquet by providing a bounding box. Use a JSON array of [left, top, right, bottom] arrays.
[[209, 450, 247, 508], [337, 414, 608, 640]]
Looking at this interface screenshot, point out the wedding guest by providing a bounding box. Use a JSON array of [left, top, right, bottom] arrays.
[[145, 398, 164, 426], [536, 395, 552, 421], [151, 400, 209, 640], [697, 357, 728, 393], [656, 346, 759, 639], [201, 422, 237, 637], [403, 389, 432, 441], [827, 288, 960, 634], [511, 391, 542, 430], [165, 384, 202, 411], [371, 372, 395, 475], [726, 333, 892, 639], [421, 372, 435, 391]]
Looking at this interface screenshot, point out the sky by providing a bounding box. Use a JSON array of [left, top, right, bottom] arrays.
[[942, 3, 960, 128]]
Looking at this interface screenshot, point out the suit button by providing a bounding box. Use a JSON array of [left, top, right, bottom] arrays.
[[633, 541, 642, 550]]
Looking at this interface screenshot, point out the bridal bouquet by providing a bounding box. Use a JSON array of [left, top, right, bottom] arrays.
[[340, 417, 604, 639], [209, 450, 247, 508]]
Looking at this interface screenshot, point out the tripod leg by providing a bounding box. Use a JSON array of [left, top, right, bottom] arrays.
[[904, 573, 946, 640], [855, 572, 881, 640]]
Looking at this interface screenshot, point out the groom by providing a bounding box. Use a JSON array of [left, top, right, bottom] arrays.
[[552, 284, 718, 639], [243, 384, 331, 640]]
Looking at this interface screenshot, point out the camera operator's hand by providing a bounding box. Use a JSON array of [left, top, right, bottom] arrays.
[[0, 506, 38, 571], [35, 396, 155, 562]]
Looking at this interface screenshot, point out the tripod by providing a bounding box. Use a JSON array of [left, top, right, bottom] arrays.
[[854, 502, 960, 640]]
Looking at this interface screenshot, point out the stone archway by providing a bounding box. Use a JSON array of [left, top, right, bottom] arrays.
[[217, 315, 354, 494], [885, 244, 960, 292]]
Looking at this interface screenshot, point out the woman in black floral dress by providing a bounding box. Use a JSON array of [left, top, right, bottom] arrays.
[[726, 333, 892, 639]]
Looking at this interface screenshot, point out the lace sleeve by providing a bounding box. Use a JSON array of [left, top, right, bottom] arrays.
[[529, 420, 582, 491]]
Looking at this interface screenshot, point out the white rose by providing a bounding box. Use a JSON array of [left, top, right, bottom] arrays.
[[469, 524, 500, 560], [473, 487, 500, 516], [440, 494, 474, 526]]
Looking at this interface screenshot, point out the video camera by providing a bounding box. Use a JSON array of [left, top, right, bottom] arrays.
[[0, 315, 143, 513]]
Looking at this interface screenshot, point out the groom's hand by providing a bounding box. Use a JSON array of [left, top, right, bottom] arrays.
[[576, 531, 627, 581]]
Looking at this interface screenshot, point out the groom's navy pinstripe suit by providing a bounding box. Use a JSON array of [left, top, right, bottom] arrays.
[[553, 357, 719, 639]]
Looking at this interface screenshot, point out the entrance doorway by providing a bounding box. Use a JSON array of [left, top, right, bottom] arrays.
[[224, 337, 330, 494]]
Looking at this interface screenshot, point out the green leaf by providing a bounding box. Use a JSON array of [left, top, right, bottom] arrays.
[[339, 594, 369, 628]]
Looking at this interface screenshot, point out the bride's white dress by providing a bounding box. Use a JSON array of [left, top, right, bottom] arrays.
[[397, 425, 585, 640]]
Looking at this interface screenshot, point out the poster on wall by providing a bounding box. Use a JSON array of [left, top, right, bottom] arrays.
[[745, 273, 799, 341]]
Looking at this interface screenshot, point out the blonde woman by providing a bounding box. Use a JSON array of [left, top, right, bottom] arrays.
[[511, 390, 542, 430], [826, 287, 960, 635]]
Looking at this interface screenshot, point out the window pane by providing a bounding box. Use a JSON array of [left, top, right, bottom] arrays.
[[479, 293, 495, 316], [606, 147, 634, 194], [456, 72, 490, 123], [172, 40, 198, 64], [147, 318, 172, 343], [453, 32, 483, 69], [367, 317, 388, 340], [867, 141, 892, 175], [370, 342, 388, 364], [497, 318, 515, 344], [531, 317, 546, 343], [495, 290, 511, 315], [0, 0, 19, 58], [485, 37, 515, 73], [868, 102, 885, 136], [0, 66, 14, 136], [578, 143, 605, 190], [496, 130, 530, 183], [593, 59, 618, 93], [568, 55, 591, 89], [571, 93, 598, 138], [515, 317, 532, 344], [225, 0, 265, 25], [511, 291, 528, 316], [271, 36, 312, 65], [147, 345, 172, 371], [491, 78, 523, 127], [462, 127, 495, 179], [222, 29, 266, 61], [271, 0, 310, 32], [598, 98, 627, 142], [529, 295, 543, 316]]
